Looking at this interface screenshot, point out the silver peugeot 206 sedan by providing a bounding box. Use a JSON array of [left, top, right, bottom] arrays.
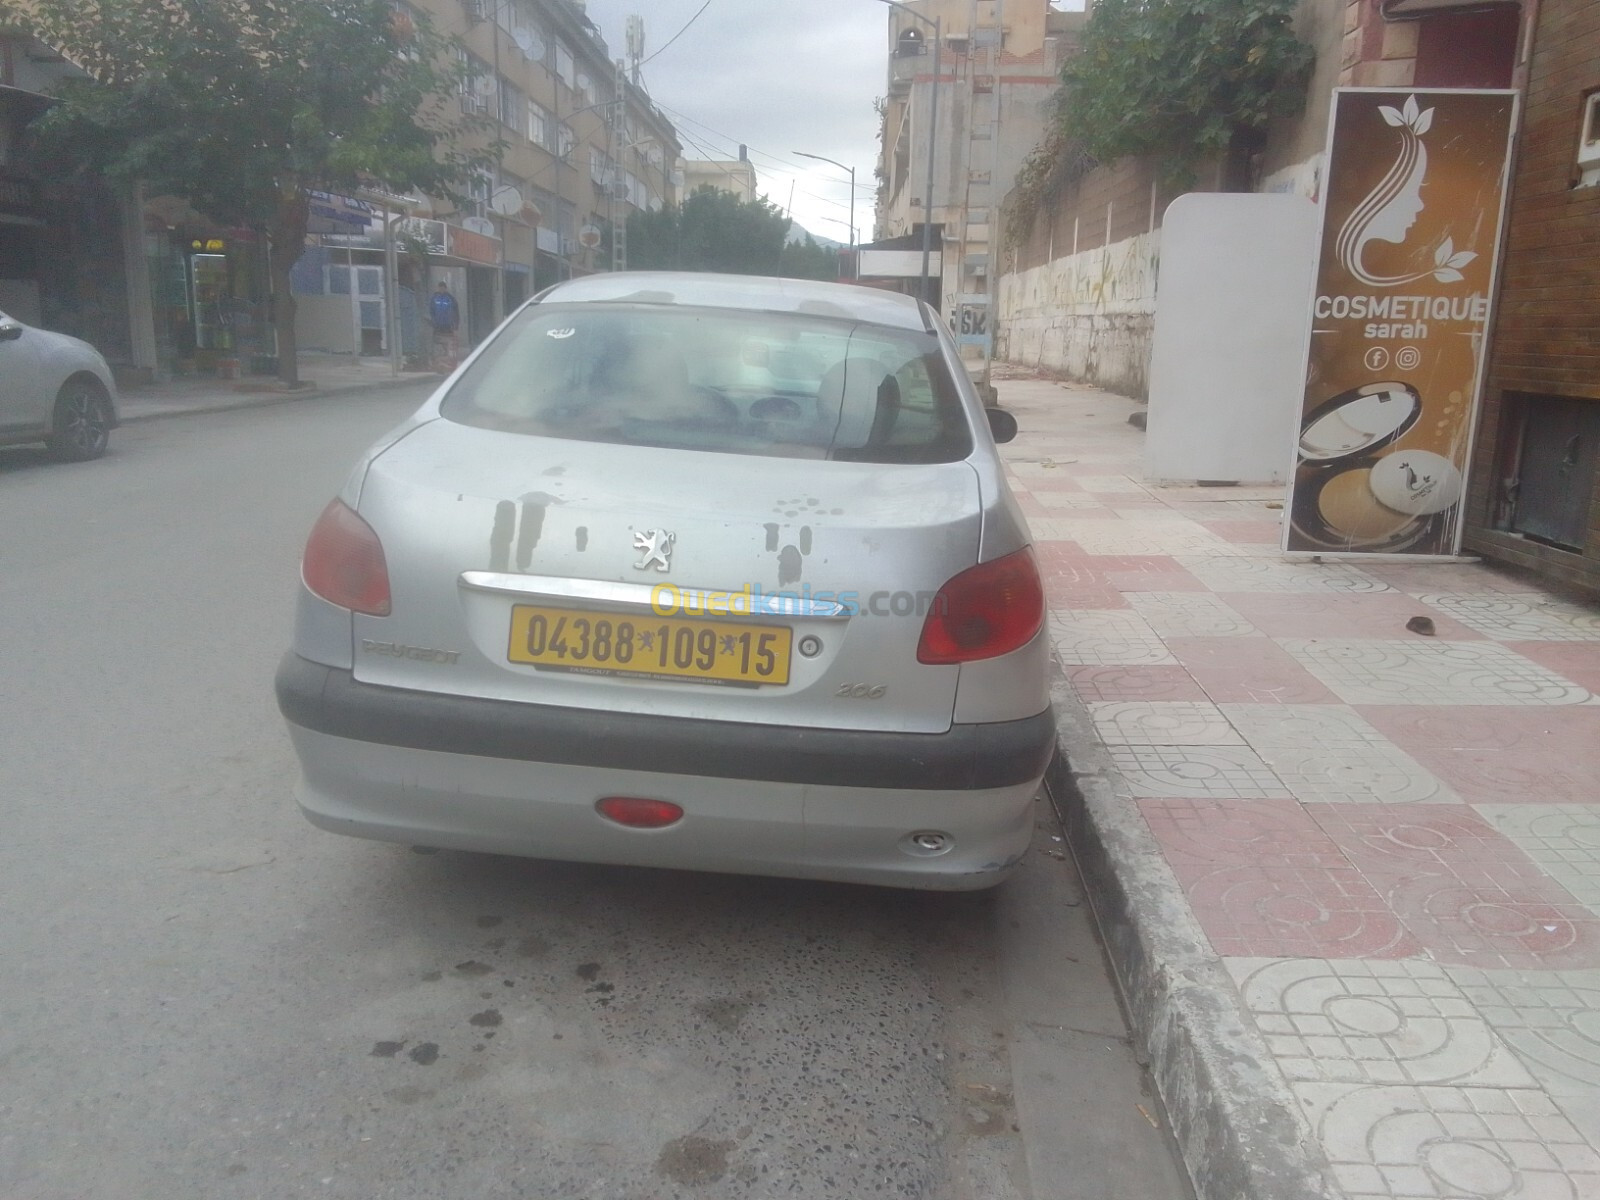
[[275, 272, 1053, 889]]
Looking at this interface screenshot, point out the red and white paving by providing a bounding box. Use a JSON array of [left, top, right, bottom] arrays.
[[997, 372, 1600, 1200]]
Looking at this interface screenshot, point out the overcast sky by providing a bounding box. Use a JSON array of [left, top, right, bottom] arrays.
[[579, 0, 892, 246]]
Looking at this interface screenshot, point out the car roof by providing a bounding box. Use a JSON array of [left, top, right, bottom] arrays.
[[535, 272, 930, 333]]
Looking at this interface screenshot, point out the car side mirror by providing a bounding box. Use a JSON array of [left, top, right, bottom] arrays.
[[986, 407, 1018, 444], [0, 322, 22, 342]]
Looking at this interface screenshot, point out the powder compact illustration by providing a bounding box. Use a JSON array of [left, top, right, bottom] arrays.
[[1289, 381, 1461, 551]]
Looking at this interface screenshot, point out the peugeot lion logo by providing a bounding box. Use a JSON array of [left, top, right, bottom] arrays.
[[632, 529, 675, 572]]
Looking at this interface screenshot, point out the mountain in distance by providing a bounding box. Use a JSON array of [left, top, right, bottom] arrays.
[[785, 222, 844, 250]]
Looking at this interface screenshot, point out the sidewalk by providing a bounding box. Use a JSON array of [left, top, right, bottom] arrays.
[[994, 368, 1600, 1200], [116, 351, 440, 423]]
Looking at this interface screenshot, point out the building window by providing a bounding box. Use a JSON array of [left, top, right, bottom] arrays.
[[896, 27, 925, 57], [497, 75, 525, 132], [527, 101, 551, 150], [555, 42, 575, 88], [465, 173, 491, 220], [458, 50, 493, 114]]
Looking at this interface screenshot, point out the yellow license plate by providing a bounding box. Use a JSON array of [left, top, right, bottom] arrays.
[[508, 604, 791, 686]]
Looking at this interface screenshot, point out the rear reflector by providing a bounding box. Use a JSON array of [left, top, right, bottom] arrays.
[[596, 796, 685, 829], [917, 547, 1045, 664], [302, 498, 391, 616]]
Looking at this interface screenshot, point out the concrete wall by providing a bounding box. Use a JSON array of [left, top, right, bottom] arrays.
[[995, 229, 1160, 400]]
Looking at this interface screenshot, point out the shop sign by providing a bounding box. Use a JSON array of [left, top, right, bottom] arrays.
[[306, 190, 376, 234], [448, 223, 500, 265], [1285, 89, 1517, 557], [396, 217, 447, 256]]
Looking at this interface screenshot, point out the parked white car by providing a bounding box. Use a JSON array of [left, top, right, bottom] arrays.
[[0, 310, 120, 460]]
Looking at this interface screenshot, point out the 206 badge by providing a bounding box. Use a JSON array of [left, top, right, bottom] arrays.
[[632, 529, 676, 573]]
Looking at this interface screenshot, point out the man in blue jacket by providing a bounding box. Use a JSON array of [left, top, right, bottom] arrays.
[[429, 280, 460, 369]]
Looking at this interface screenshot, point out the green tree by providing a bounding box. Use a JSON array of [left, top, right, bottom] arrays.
[[628, 186, 793, 276], [779, 233, 841, 282], [1061, 0, 1314, 189], [19, 0, 492, 386]]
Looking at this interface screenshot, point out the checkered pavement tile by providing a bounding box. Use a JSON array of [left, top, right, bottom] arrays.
[[1174, 556, 1392, 593], [1446, 967, 1600, 1096], [1281, 639, 1594, 706], [1065, 665, 1211, 703], [1296, 1081, 1600, 1199], [1359, 562, 1540, 596], [1222, 704, 1460, 805], [1125, 591, 1260, 638], [1416, 594, 1600, 643], [1217, 592, 1486, 641], [1047, 609, 1175, 665], [1088, 701, 1243, 746], [1360, 707, 1600, 806], [1141, 799, 1418, 958], [1198, 520, 1285, 546], [1477, 808, 1600, 914], [1165, 636, 1340, 705], [1227, 958, 1537, 1087], [1508, 642, 1600, 693], [1108, 745, 1290, 799], [1310, 806, 1600, 970]]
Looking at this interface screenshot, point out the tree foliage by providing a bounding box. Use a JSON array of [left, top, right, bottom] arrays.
[[1061, 0, 1314, 189], [779, 233, 843, 282], [627, 187, 798, 277], [20, 0, 491, 385]]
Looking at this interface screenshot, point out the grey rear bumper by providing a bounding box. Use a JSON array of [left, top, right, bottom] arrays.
[[276, 653, 1055, 791]]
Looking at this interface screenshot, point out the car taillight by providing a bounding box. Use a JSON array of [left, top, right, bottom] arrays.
[[302, 499, 391, 616], [917, 547, 1044, 664], [596, 797, 685, 828]]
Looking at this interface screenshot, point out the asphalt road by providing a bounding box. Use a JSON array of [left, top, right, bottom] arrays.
[[0, 387, 1191, 1200]]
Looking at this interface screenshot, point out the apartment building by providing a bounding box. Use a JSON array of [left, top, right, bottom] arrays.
[[872, 0, 1083, 327], [682, 151, 759, 202], [293, 0, 683, 354]]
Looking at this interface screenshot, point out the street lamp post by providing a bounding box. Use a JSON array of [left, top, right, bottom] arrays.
[[873, 0, 940, 307], [794, 151, 855, 279]]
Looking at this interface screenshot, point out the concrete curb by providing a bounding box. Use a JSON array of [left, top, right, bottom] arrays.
[[119, 373, 439, 424], [1043, 675, 1341, 1200]]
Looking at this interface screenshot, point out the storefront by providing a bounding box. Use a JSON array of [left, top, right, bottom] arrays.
[[142, 195, 271, 375]]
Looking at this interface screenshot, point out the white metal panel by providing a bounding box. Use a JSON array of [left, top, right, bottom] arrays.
[[1145, 193, 1319, 485]]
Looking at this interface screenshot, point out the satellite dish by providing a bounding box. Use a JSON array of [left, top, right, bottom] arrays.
[[490, 184, 523, 216], [576, 72, 591, 95], [578, 224, 603, 249]]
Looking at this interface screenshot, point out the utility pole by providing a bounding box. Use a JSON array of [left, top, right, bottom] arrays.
[[794, 151, 856, 279]]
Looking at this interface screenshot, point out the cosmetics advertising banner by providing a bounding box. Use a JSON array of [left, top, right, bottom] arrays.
[[1285, 89, 1518, 556]]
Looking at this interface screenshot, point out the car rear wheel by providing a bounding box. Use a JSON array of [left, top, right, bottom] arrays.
[[47, 376, 112, 461]]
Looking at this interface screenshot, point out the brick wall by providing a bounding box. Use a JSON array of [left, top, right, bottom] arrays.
[[1465, 0, 1600, 594]]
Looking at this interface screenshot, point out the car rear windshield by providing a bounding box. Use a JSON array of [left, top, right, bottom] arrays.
[[439, 302, 974, 463]]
